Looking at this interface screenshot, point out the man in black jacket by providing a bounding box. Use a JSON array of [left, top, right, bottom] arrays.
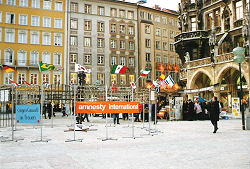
[[210, 96, 220, 133], [187, 99, 194, 121]]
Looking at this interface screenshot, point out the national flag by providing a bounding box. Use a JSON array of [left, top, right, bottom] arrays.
[[9, 79, 19, 86], [158, 73, 166, 81], [160, 80, 168, 89], [111, 65, 127, 74], [165, 75, 175, 88], [131, 82, 136, 89], [75, 63, 87, 72], [3, 66, 19, 73], [112, 83, 117, 93], [39, 62, 55, 72], [140, 68, 151, 77], [23, 79, 31, 86], [152, 80, 160, 88]]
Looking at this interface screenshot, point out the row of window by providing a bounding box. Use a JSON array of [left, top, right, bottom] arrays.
[[70, 36, 135, 50], [145, 52, 176, 63], [70, 2, 135, 20], [145, 39, 175, 51], [0, 28, 63, 46], [1, 0, 63, 11], [70, 19, 135, 35], [71, 73, 135, 86], [1, 49, 62, 66], [203, 0, 249, 31], [0, 12, 63, 29], [140, 11, 177, 26], [70, 53, 135, 67], [4, 72, 62, 85], [145, 25, 177, 38]]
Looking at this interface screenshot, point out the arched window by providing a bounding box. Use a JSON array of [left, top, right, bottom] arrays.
[[42, 51, 51, 64], [4, 48, 14, 65], [17, 49, 27, 66], [30, 51, 39, 65]]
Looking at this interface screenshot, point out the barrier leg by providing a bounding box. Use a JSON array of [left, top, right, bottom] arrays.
[[65, 85, 83, 142]]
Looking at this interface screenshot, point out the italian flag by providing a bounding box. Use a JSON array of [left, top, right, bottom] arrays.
[[111, 65, 127, 74], [140, 68, 151, 77]]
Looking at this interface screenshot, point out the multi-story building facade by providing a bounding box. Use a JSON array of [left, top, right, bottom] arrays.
[[0, 0, 66, 85], [138, 5, 180, 89], [175, 0, 249, 111], [68, 0, 138, 88]]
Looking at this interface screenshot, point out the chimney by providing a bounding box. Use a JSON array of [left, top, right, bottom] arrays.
[[153, 4, 161, 10]]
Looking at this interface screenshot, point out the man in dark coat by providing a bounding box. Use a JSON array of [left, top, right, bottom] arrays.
[[210, 96, 220, 133], [187, 99, 194, 121]]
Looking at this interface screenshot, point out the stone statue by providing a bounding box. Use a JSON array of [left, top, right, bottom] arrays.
[[184, 52, 190, 62], [210, 48, 216, 63], [242, 17, 249, 41], [197, 10, 203, 30], [183, 13, 188, 26], [178, 15, 182, 31]]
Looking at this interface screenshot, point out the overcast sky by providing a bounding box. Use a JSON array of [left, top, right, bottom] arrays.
[[126, 0, 181, 11]]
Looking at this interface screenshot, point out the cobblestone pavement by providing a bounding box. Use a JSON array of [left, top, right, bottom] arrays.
[[0, 117, 250, 169]]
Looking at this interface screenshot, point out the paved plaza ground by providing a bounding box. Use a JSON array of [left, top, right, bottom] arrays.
[[0, 116, 250, 169]]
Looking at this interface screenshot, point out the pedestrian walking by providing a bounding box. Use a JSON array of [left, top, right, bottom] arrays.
[[210, 96, 220, 133], [113, 113, 120, 125], [62, 104, 68, 117], [82, 114, 89, 122]]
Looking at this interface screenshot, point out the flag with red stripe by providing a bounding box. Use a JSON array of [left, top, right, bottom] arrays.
[[23, 80, 31, 86], [9, 79, 19, 86]]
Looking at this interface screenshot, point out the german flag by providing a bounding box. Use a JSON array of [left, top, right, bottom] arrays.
[[3, 66, 19, 73]]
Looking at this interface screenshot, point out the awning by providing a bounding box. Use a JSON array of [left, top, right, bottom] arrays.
[[218, 32, 228, 46], [179, 86, 214, 94]]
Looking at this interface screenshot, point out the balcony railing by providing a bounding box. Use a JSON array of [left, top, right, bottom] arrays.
[[187, 57, 212, 68], [1, 59, 39, 67], [214, 52, 234, 63], [175, 30, 209, 43], [234, 19, 243, 28]]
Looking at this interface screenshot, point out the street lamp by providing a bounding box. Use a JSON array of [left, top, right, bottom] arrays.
[[233, 47, 246, 130]]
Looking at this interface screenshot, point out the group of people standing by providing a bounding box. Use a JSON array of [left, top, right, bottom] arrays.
[[183, 97, 221, 133], [43, 102, 67, 119]]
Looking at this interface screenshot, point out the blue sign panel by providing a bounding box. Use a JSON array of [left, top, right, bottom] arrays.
[[16, 104, 41, 124]]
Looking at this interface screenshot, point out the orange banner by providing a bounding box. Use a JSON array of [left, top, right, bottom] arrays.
[[76, 101, 140, 114]]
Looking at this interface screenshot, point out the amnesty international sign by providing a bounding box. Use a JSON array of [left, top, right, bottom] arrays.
[[76, 101, 140, 114], [16, 104, 41, 124]]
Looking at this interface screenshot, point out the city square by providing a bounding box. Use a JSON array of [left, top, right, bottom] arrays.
[[1, 117, 250, 169], [1, 0, 250, 168]]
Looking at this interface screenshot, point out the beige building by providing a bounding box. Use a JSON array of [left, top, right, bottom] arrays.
[[68, 0, 138, 88], [138, 5, 180, 88], [0, 0, 66, 86], [175, 0, 250, 111]]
